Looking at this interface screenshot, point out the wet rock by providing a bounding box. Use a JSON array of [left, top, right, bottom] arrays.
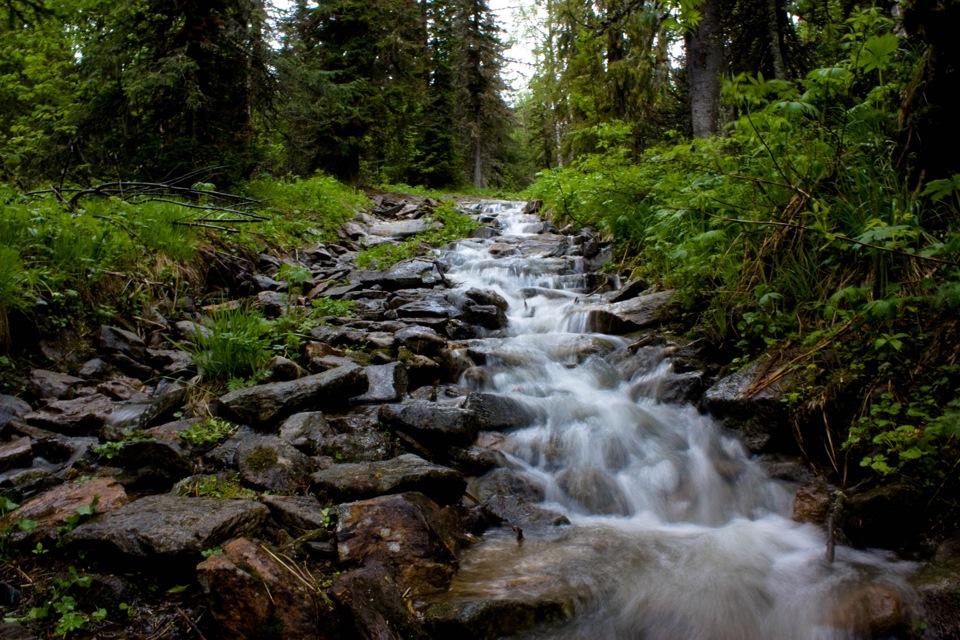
[[482, 496, 570, 529], [396, 325, 447, 357], [580, 290, 676, 334], [469, 226, 499, 239], [28, 370, 85, 400], [67, 495, 268, 569], [0, 622, 35, 639], [254, 290, 287, 318], [468, 468, 544, 504], [332, 561, 431, 640], [355, 362, 408, 403], [702, 359, 793, 453], [825, 584, 913, 637], [652, 370, 707, 405], [114, 438, 192, 491], [607, 278, 650, 303], [379, 400, 478, 450], [0, 437, 31, 472], [215, 364, 368, 426], [309, 325, 396, 351], [445, 446, 508, 476], [558, 467, 629, 515], [106, 352, 155, 379], [96, 376, 144, 401], [24, 393, 116, 436], [914, 535, 960, 638], [174, 320, 211, 342], [2, 477, 128, 545], [144, 348, 194, 377], [335, 492, 459, 596], [279, 411, 334, 455], [0, 397, 31, 430], [99, 325, 146, 360], [261, 494, 330, 534], [263, 355, 303, 381], [423, 597, 573, 640], [841, 484, 922, 550], [197, 537, 335, 640], [236, 434, 313, 493], [353, 258, 442, 291], [311, 454, 464, 505], [792, 483, 832, 525], [320, 427, 396, 463]]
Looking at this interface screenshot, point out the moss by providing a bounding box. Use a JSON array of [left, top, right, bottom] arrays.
[[244, 446, 279, 473]]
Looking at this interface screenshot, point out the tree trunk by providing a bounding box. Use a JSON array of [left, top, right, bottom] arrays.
[[473, 115, 485, 188], [766, 0, 786, 80], [685, 0, 724, 138]]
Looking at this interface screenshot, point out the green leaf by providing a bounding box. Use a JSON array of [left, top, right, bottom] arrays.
[[858, 34, 900, 72]]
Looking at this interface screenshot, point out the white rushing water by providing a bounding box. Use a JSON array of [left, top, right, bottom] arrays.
[[431, 201, 918, 639]]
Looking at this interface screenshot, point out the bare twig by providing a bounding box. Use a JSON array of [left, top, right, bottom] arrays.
[[175, 607, 208, 640]]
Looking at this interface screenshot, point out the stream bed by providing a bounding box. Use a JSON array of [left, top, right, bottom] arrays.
[[425, 201, 919, 639]]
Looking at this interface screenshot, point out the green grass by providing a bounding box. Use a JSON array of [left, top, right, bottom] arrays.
[[355, 200, 478, 269], [185, 306, 272, 383]]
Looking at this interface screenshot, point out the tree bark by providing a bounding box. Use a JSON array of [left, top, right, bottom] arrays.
[[685, 0, 724, 138], [766, 0, 786, 80]]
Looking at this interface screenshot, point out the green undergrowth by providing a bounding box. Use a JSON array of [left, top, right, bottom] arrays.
[[0, 174, 368, 382], [527, 8, 960, 493], [355, 200, 478, 269]]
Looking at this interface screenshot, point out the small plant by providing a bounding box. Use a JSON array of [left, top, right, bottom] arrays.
[[176, 473, 256, 499], [178, 417, 239, 447], [311, 296, 355, 318], [185, 305, 272, 382], [20, 566, 106, 637], [1, 496, 38, 563]]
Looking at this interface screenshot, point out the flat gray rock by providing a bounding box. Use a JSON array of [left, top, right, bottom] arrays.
[[67, 495, 268, 565], [215, 364, 368, 426], [311, 453, 464, 505]]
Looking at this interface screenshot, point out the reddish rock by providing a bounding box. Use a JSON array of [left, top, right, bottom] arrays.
[[332, 561, 429, 640], [792, 482, 832, 525], [3, 477, 128, 544], [826, 584, 914, 636], [197, 538, 339, 640], [335, 492, 460, 597]]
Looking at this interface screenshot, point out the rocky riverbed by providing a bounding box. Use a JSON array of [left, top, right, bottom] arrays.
[[1, 197, 959, 639]]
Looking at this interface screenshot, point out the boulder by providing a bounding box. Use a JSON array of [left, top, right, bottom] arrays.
[[0, 395, 32, 429], [332, 561, 431, 640], [379, 400, 478, 450], [263, 355, 303, 382], [0, 437, 31, 473], [576, 290, 675, 334], [261, 494, 331, 534], [482, 496, 570, 529], [825, 584, 914, 638], [423, 597, 573, 640], [354, 362, 408, 403], [215, 364, 368, 426], [468, 468, 544, 504], [335, 492, 460, 596], [840, 483, 922, 550], [467, 393, 542, 432], [396, 325, 447, 357], [702, 359, 794, 453], [24, 393, 116, 436], [67, 495, 268, 569], [2, 477, 128, 545], [606, 278, 650, 303], [278, 411, 334, 455], [913, 535, 960, 638], [791, 482, 832, 525], [115, 438, 193, 491], [311, 454, 464, 505], [99, 325, 146, 360], [236, 434, 313, 493], [197, 538, 337, 640], [27, 370, 85, 401]]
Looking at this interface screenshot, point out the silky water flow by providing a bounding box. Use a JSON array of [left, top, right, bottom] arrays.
[[424, 201, 919, 639]]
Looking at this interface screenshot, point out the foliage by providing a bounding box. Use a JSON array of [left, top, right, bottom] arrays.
[[244, 175, 368, 242], [184, 306, 272, 383], [178, 417, 240, 448], [355, 200, 478, 269], [527, 9, 960, 485], [175, 473, 256, 499]]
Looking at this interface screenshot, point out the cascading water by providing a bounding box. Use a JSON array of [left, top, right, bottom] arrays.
[[428, 201, 918, 639]]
